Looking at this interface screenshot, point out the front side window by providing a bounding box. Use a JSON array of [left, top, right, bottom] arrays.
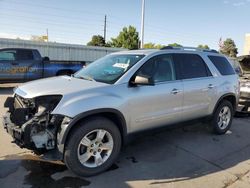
[[74, 54, 144, 84], [175, 54, 211, 79], [0, 50, 17, 61], [136, 54, 176, 83]]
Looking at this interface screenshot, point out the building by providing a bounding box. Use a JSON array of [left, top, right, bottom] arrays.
[[243, 34, 250, 55], [0, 38, 124, 62]]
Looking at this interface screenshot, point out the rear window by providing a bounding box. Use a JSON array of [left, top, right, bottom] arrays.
[[208, 56, 235, 75]]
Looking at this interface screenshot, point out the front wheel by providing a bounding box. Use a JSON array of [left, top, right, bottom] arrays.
[[211, 100, 234, 134], [64, 117, 122, 177]]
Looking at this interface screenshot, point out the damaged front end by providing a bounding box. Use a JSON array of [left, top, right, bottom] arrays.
[[3, 94, 70, 158]]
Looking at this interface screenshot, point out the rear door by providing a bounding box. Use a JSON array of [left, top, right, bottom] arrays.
[[174, 53, 217, 121]]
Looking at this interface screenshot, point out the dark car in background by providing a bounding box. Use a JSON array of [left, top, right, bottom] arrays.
[[0, 48, 84, 83]]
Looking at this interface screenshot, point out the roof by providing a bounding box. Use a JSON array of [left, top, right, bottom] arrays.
[[112, 49, 158, 55], [0, 47, 38, 51]]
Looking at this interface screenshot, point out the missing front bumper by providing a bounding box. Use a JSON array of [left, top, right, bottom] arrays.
[[3, 112, 25, 147], [3, 112, 64, 160]]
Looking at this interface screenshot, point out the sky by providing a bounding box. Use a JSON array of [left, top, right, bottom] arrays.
[[0, 0, 249, 54]]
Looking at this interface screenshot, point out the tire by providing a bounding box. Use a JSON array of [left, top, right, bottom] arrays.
[[211, 100, 234, 135], [64, 117, 122, 177]]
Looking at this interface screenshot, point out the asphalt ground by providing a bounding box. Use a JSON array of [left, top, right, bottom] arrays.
[[0, 84, 250, 188]]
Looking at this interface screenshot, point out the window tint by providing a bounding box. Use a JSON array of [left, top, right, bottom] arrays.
[[175, 54, 211, 79], [208, 56, 235, 75], [0, 50, 16, 61], [137, 54, 176, 82], [16, 50, 34, 61]]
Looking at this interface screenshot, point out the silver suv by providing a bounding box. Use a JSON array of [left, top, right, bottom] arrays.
[[3, 47, 239, 176]]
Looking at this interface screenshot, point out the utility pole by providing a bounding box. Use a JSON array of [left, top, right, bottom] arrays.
[[104, 15, 107, 43], [140, 0, 145, 49], [46, 28, 49, 56]]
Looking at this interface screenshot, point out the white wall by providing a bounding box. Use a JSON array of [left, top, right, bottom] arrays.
[[0, 38, 124, 62]]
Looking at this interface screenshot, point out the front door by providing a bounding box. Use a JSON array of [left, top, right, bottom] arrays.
[[0, 49, 24, 82], [128, 54, 184, 132]]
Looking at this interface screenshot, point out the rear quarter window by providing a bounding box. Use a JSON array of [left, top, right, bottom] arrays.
[[208, 56, 235, 75]]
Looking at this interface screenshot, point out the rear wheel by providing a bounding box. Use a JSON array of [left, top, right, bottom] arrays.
[[64, 117, 121, 177], [211, 100, 233, 134]]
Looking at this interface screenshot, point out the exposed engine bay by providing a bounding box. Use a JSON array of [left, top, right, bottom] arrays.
[[3, 94, 65, 154]]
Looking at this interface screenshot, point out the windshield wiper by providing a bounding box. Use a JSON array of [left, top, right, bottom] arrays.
[[77, 75, 96, 82]]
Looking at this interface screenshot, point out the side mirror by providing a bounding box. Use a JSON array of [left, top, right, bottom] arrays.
[[42, 56, 50, 62], [131, 75, 154, 86]]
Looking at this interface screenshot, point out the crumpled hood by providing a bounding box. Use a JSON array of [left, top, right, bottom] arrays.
[[15, 76, 108, 98]]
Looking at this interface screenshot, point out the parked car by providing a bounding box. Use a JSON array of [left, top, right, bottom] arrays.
[[231, 56, 250, 112], [0, 48, 84, 83], [3, 46, 239, 176]]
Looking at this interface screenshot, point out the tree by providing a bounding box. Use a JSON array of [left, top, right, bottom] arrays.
[[30, 35, 47, 42], [219, 38, 238, 57], [168, 43, 182, 47], [197, 44, 210, 49], [155, 44, 164, 49], [143, 43, 164, 49], [110, 26, 139, 50], [87, 35, 105, 47], [144, 42, 156, 49]]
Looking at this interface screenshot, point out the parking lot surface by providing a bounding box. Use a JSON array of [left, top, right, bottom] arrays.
[[0, 84, 250, 188]]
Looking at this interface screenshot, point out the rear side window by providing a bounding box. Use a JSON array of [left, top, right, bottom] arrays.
[[174, 54, 212, 79], [208, 56, 235, 75], [16, 50, 34, 61]]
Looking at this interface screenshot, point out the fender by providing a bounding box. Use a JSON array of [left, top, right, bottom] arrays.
[[212, 93, 237, 114], [58, 108, 128, 153]]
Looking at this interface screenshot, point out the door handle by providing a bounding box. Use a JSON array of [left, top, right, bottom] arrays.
[[208, 84, 214, 89], [171, 88, 182, 95]]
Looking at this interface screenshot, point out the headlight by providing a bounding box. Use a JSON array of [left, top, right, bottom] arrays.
[[35, 95, 62, 115]]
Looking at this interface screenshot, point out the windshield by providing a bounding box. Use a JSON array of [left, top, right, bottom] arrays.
[[229, 58, 243, 76], [74, 54, 145, 84]]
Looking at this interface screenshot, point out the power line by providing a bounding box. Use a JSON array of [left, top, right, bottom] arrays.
[[0, 0, 221, 47], [0, 0, 106, 17], [0, 14, 103, 31], [0, 9, 103, 26]]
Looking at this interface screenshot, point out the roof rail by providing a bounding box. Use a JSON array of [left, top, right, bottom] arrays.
[[160, 46, 218, 53], [160, 46, 174, 50]]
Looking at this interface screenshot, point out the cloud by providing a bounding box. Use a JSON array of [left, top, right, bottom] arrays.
[[0, 32, 30, 40], [233, 1, 245, 6], [223, 0, 250, 6]]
